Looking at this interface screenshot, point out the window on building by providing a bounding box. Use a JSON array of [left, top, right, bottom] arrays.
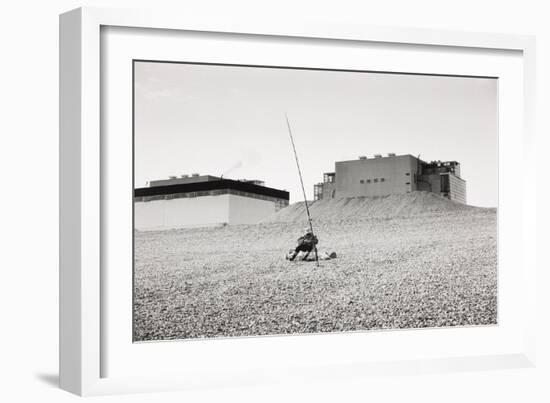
[[440, 174, 451, 193], [405, 172, 410, 176], [374, 178, 378, 183], [323, 173, 335, 183], [367, 179, 371, 183], [405, 182, 410, 185], [360, 179, 364, 184], [381, 178, 385, 182]]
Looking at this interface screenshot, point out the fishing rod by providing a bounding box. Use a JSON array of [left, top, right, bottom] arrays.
[[285, 113, 319, 266]]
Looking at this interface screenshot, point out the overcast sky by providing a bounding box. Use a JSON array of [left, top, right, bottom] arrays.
[[134, 61, 498, 207]]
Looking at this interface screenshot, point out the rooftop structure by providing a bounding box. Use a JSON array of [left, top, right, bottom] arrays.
[[149, 174, 221, 187]]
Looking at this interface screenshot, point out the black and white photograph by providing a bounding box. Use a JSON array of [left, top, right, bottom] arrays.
[[5, 0, 548, 399], [132, 60, 498, 342]]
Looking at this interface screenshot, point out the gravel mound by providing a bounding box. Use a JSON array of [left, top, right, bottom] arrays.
[[263, 191, 488, 223], [134, 208, 497, 341]]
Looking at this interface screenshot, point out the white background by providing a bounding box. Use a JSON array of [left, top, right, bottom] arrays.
[[0, 0, 548, 402]]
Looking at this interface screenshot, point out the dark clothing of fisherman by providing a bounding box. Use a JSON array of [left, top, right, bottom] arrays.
[[289, 227, 318, 261]]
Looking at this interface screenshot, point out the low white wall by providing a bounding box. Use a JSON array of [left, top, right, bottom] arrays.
[[135, 194, 231, 231], [135, 194, 279, 230], [228, 194, 279, 224]]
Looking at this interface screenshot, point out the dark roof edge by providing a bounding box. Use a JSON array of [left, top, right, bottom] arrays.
[[134, 179, 289, 200]]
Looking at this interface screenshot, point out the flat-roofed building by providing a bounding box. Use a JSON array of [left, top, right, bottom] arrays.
[[314, 154, 466, 204], [135, 176, 289, 230]]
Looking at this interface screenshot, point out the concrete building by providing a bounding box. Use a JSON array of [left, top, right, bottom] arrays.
[[314, 154, 466, 204], [134, 175, 289, 230]]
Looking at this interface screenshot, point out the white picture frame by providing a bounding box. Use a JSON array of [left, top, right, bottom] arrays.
[[59, 6, 537, 396]]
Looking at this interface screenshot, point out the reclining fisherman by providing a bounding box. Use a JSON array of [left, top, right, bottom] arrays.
[[288, 227, 319, 261]]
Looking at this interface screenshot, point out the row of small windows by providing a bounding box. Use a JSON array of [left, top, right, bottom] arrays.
[[360, 178, 385, 184], [360, 173, 412, 184]]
